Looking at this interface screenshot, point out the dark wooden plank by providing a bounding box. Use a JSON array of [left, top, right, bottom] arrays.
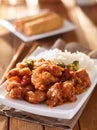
[[73, 123, 80, 130], [0, 115, 8, 130], [45, 126, 60, 130], [79, 86, 97, 130]]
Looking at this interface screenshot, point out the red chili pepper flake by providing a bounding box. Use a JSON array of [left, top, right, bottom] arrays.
[[60, 68, 71, 82]]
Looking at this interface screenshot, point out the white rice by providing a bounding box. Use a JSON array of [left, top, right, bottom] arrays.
[[31, 48, 95, 71]]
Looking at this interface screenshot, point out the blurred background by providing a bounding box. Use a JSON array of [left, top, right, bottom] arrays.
[[0, 0, 97, 49]]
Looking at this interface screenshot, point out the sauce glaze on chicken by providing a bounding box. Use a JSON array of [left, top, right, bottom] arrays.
[[6, 58, 91, 107]]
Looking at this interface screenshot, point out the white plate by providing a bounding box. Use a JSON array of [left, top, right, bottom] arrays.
[[0, 19, 75, 42], [0, 47, 97, 120]]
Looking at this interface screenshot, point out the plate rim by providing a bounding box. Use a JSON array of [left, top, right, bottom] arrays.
[[0, 56, 97, 119], [0, 19, 75, 42]]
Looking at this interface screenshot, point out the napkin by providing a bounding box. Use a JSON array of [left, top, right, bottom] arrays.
[[88, 50, 97, 58], [51, 38, 66, 51], [65, 42, 91, 54], [0, 38, 97, 130]]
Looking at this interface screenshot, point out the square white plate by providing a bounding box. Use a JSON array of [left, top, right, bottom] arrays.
[[0, 47, 97, 120], [0, 19, 75, 42]]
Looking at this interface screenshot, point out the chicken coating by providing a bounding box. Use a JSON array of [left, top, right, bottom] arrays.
[[6, 68, 19, 79], [19, 67, 31, 76], [16, 62, 28, 69], [8, 76, 21, 83], [8, 84, 34, 99], [9, 86, 24, 99], [31, 69, 59, 91], [6, 81, 21, 92], [62, 81, 76, 102], [74, 68, 91, 94], [31, 59, 64, 91], [34, 58, 45, 68], [25, 90, 46, 104], [46, 81, 76, 107], [46, 82, 63, 107], [34, 59, 64, 76]]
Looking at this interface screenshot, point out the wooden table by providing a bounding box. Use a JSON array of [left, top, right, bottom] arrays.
[[0, 0, 97, 130]]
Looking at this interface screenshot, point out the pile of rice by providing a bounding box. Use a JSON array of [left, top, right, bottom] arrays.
[[31, 48, 95, 71]]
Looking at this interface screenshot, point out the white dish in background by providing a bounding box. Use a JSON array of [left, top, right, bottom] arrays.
[[0, 47, 97, 120], [0, 19, 75, 42], [76, 0, 96, 6]]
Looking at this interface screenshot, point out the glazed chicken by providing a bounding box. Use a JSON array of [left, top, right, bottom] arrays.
[[46, 81, 76, 107], [25, 90, 46, 104], [6, 62, 34, 99], [74, 68, 91, 94], [7, 83, 34, 99], [5, 58, 91, 107], [31, 59, 64, 91]]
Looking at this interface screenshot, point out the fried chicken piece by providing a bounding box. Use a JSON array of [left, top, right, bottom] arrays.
[[9, 86, 24, 99], [25, 90, 46, 104], [7, 83, 34, 99], [74, 68, 91, 94], [8, 76, 21, 83], [46, 81, 76, 107], [46, 82, 63, 107], [6, 68, 19, 79], [16, 62, 28, 69], [34, 58, 45, 69], [32, 70, 59, 91], [19, 67, 31, 76], [62, 81, 76, 102], [31, 59, 63, 91], [34, 59, 64, 76], [6, 81, 21, 92]]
